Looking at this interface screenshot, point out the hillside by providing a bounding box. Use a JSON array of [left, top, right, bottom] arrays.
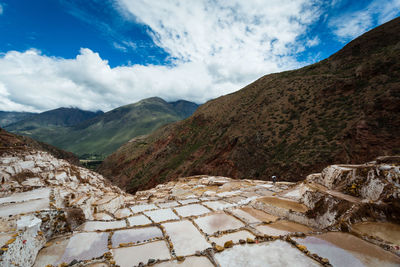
[[5, 108, 103, 148], [6, 98, 198, 158], [99, 17, 400, 193], [0, 111, 37, 127], [0, 127, 79, 165]]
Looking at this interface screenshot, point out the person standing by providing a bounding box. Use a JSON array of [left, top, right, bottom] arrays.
[[272, 175, 277, 184]]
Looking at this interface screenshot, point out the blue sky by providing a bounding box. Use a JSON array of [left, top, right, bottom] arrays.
[[0, 0, 169, 67], [0, 0, 399, 112]]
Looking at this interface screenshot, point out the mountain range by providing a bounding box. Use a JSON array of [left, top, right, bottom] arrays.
[[98, 17, 400, 193], [5, 97, 198, 158], [0, 111, 36, 127]]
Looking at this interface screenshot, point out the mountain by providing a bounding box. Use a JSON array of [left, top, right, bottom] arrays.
[[6, 98, 199, 158], [5, 107, 104, 156], [52, 97, 199, 158], [0, 111, 37, 127], [0, 127, 79, 165], [5, 107, 103, 129], [98, 17, 400, 193]]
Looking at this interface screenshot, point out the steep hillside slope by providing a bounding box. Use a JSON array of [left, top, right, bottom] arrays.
[[99, 17, 400, 193], [0, 111, 36, 127], [7, 98, 198, 158], [0, 127, 79, 165]]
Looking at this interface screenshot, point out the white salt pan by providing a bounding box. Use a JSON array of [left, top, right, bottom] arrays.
[[0, 188, 50, 205], [174, 204, 210, 217], [144, 208, 179, 223], [216, 190, 241, 198], [154, 256, 214, 267], [112, 227, 163, 247], [115, 208, 132, 219], [0, 198, 49, 217], [130, 203, 158, 213], [230, 209, 261, 224], [178, 198, 199, 205], [162, 220, 211, 256], [127, 214, 152, 227], [214, 240, 320, 267], [202, 200, 230, 211], [82, 220, 126, 231], [58, 232, 108, 264], [112, 240, 170, 267], [157, 201, 179, 208]]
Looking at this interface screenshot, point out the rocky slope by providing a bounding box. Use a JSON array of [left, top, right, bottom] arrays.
[[0, 128, 79, 165], [0, 142, 399, 266], [6, 98, 198, 159], [99, 17, 400, 193]]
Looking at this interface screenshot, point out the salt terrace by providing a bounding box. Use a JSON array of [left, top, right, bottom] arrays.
[[0, 150, 400, 266]]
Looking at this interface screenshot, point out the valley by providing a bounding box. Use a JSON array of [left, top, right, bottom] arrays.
[[0, 6, 399, 267], [4, 98, 198, 160]]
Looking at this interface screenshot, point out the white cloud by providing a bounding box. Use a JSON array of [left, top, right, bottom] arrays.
[[307, 36, 320, 47], [330, 0, 400, 41], [0, 0, 323, 112], [0, 48, 230, 112]]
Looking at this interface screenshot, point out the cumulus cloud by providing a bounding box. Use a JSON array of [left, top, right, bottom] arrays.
[[330, 0, 400, 41], [0, 48, 234, 112], [1, 0, 324, 112]]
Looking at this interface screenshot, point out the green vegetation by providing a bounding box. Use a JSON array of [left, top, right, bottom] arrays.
[[5, 98, 198, 158], [0, 111, 37, 127]]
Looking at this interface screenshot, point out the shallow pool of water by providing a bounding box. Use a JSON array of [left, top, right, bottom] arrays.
[[294, 232, 400, 267], [352, 221, 400, 245], [112, 227, 163, 247], [256, 220, 312, 236], [194, 212, 245, 235]]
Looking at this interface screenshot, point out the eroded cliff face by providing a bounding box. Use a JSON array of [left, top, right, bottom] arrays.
[[0, 147, 399, 266]]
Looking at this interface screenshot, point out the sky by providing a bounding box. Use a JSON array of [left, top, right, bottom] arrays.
[[0, 0, 399, 112]]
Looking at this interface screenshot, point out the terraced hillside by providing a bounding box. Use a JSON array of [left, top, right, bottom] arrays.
[[99, 17, 400, 193], [1, 141, 399, 266]]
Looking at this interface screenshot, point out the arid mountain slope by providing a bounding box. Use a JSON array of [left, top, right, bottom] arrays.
[[99, 18, 400, 193]]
